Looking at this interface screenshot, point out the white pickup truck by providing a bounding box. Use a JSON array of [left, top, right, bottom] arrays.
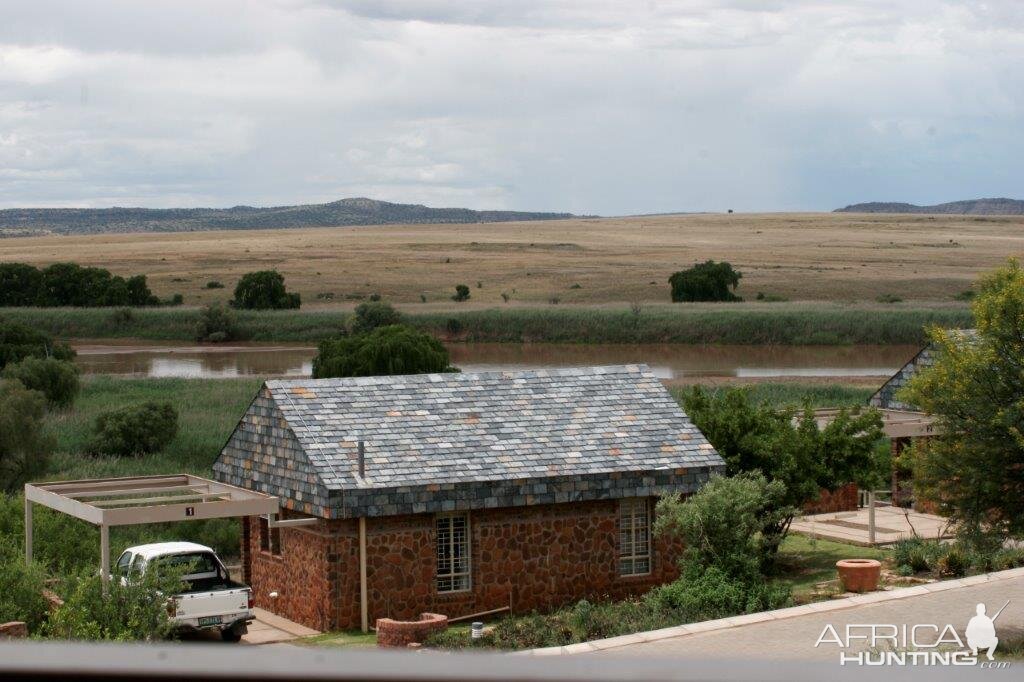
[[115, 541, 254, 642]]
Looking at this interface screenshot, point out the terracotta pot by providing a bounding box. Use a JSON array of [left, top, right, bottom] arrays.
[[836, 558, 882, 593]]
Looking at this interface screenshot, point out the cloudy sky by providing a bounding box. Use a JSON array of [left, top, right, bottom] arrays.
[[0, 1, 1022, 214]]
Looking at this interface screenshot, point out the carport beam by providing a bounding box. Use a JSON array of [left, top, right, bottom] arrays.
[[24, 497, 32, 566]]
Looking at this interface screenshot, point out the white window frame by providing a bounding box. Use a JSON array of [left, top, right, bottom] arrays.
[[435, 512, 472, 593], [618, 498, 652, 577]]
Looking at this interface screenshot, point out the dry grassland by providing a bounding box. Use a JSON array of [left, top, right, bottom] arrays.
[[1, 212, 1021, 307]]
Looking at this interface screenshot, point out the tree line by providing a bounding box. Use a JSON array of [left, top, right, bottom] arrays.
[[0, 262, 159, 307]]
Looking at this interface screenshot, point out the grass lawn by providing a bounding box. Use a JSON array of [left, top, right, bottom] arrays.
[[300, 630, 379, 648], [774, 534, 890, 602]]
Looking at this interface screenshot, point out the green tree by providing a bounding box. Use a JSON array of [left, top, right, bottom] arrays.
[[681, 386, 883, 559], [312, 325, 454, 378], [126, 275, 158, 306], [452, 284, 471, 302], [0, 320, 75, 370], [902, 259, 1024, 543], [1, 357, 80, 408], [88, 401, 179, 457], [351, 301, 402, 334], [231, 270, 301, 310], [0, 263, 44, 306], [669, 260, 743, 302], [0, 379, 53, 492]]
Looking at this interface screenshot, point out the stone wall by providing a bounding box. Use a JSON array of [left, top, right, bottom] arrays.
[[243, 497, 683, 632], [803, 483, 860, 514]]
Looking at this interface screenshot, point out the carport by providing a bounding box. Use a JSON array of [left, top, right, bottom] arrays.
[[24, 474, 280, 583]]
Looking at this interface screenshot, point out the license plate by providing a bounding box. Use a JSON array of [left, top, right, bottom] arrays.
[[198, 616, 222, 627]]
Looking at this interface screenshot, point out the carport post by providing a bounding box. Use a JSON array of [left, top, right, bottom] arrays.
[[867, 491, 876, 545], [100, 524, 110, 588], [24, 496, 32, 566]]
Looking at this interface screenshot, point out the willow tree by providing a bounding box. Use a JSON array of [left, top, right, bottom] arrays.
[[902, 259, 1024, 543]]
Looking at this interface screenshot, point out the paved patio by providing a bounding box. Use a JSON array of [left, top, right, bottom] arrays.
[[790, 506, 953, 546], [527, 568, 1024, 661]]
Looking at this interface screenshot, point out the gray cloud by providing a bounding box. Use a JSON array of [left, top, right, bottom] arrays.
[[0, 0, 1021, 213]]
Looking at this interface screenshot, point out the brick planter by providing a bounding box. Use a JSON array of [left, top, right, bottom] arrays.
[[376, 613, 448, 648], [836, 559, 882, 593], [0, 622, 28, 639]]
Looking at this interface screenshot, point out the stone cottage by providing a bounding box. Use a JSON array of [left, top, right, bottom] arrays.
[[213, 365, 724, 631]]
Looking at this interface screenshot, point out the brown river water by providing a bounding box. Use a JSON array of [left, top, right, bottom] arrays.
[[72, 342, 916, 381]]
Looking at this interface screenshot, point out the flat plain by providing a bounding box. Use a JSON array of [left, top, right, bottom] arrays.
[[1, 212, 1021, 307]]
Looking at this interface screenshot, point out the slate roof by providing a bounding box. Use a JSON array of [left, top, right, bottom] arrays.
[[869, 329, 976, 411], [213, 365, 724, 518]]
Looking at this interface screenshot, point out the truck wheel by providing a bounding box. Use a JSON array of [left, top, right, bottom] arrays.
[[221, 628, 243, 643]]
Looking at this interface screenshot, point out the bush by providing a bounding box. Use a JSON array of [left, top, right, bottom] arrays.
[[351, 301, 402, 335], [44, 565, 185, 641], [88, 401, 178, 457], [876, 293, 903, 303], [669, 260, 742, 302], [205, 280, 225, 289], [0, 320, 75, 371], [312, 325, 454, 378], [0, 380, 53, 492], [0, 537, 50, 633], [892, 538, 1024, 577], [231, 270, 301, 310], [452, 284, 471, 302], [650, 565, 791, 621], [654, 472, 792, 580], [194, 303, 240, 343], [1, 357, 80, 408]]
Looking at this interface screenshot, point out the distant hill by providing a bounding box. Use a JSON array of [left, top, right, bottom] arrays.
[[835, 198, 1024, 215], [0, 197, 583, 236]]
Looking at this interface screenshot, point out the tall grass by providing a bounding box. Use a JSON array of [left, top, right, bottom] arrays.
[[2, 305, 973, 345], [671, 383, 874, 409]]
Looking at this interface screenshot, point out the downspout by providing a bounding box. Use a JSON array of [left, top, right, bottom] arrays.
[[359, 516, 368, 633], [358, 440, 369, 633]]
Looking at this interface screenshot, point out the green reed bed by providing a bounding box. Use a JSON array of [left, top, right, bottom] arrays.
[[2, 304, 972, 345]]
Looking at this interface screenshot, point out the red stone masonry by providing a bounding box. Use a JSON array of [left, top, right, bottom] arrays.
[[243, 497, 682, 631], [376, 613, 448, 648]]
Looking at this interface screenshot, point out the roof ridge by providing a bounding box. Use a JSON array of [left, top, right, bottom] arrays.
[[266, 363, 654, 388]]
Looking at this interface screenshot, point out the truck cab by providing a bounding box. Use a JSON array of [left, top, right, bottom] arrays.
[[115, 541, 254, 642]]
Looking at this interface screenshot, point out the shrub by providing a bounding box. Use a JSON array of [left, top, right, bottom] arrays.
[[369, 293, 382, 302], [0, 320, 75, 371], [445, 318, 463, 336], [205, 280, 225, 289], [0, 263, 44, 306], [452, 284, 471, 302], [953, 289, 974, 301], [351, 301, 402, 335], [0, 537, 50, 633], [194, 303, 240, 343], [88, 401, 178, 457], [231, 270, 301, 310], [650, 565, 791, 621], [312, 325, 454, 379], [2, 262, 159, 307], [1, 357, 80, 408], [165, 293, 184, 306], [876, 293, 902, 303], [669, 260, 742, 302], [0, 380, 53, 492], [655, 472, 792, 581], [44, 566, 184, 641]]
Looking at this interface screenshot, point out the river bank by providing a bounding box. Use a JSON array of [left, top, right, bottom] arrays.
[[3, 303, 971, 345]]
